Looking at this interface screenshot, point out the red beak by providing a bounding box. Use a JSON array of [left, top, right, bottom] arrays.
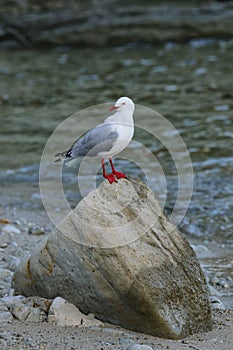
[[109, 105, 119, 111]]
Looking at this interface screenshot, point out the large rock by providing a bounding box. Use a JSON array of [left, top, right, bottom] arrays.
[[12, 177, 212, 339]]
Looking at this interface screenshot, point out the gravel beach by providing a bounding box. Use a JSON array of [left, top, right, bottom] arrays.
[[0, 196, 233, 350]]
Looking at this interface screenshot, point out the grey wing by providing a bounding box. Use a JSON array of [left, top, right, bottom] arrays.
[[66, 123, 118, 158]]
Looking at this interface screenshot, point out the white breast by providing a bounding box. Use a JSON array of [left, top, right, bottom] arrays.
[[98, 123, 134, 158]]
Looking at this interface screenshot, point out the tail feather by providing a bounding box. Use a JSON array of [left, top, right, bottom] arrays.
[[55, 151, 68, 157], [54, 150, 69, 163], [54, 149, 80, 167]]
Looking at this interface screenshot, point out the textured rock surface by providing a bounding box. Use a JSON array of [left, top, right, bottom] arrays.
[[12, 178, 212, 339], [5, 296, 47, 322], [0, 301, 13, 323], [48, 297, 103, 327], [0, 1, 233, 48]]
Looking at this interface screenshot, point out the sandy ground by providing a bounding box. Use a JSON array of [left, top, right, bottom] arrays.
[[0, 310, 233, 350]]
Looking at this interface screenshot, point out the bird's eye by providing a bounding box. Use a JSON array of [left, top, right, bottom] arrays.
[[122, 102, 126, 105]]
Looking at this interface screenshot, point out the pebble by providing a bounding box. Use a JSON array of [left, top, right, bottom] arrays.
[[164, 84, 178, 92], [0, 243, 8, 249], [0, 303, 13, 323], [48, 296, 103, 327], [3, 295, 47, 323], [0, 339, 7, 350], [0, 67, 10, 75], [210, 276, 220, 285], [209, 296, 225, 310], [28, 222, 46, 235], [9, 298, 46, 322], [0, 268, 13, 282], [9, 289, 15, 296], [208, 284, 221, 296], [25, 296, 52, 313], [214, 104, 229, 112], [2, 255, 20, 271], [0, 218, 11, 224], [219, 279, 229, 289], [0, 311, 13, 323], [194, 67, 207, 75], [1, 224, 21, 235], [28, 228, 45, 236], [210, 276, 229, 288], [2, 295, 25, 308], [139, 59, 154, 66], [0, 332, 11, 342], [126, 344, 153, 350], [119, 338, 135, 347], [151, 65, 167, 73]]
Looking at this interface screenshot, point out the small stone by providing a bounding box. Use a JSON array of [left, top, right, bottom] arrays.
[[25, 296, 52, 313], [0, 67, 10, 75], [208, 285, 221, 296], [210, 276, 219, 285], [219, 279, 229, 289], [194, 67, 207, 75], [151, 66, 167, 73], [0, 243, 8, 249], [164, 85, 178, 92], [214, 105, 229, 112], [2, 295, 25, 308], [28, 228, 45, 236], [2, 255, 20, 271], [126, 344, 153, 350], [119, 338, 135, 347], [0, 339, 7, 350], [0, 308, 13, 323], [48, 297, 103, 327], [121, 59, 136, 67], [0, 332, 11, 342], [207, 55, 217, 62], [0, 268, 13, 282], [7, 296, 46, 322], [26, 307, 46, 323], [1, 224, 21, 235], [28, 223, 46, 236], [57, 54, 68, 65], [9, 288, 15, 296], [139, 59, 154, 66], [209, 296, 225, 310], [0, 219, 11, 224]]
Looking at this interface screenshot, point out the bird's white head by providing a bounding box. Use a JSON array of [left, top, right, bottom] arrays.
[[109, 96, 135, 113]]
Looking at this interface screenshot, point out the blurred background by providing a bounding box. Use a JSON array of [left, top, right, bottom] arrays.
[[0, 0, 233, 303]]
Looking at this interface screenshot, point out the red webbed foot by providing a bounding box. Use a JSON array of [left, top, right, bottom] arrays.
[[112, 171, 127, 179], [103, 173, 117, 184]]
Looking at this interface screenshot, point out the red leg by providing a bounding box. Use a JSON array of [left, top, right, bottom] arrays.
[[109, 158, 127, 179], [101, 158, 117, 184]]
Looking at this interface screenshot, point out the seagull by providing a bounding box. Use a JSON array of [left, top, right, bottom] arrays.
[[55, 96, 135, 183]]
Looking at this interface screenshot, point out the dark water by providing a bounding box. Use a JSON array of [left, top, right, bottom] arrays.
[[0, 39, 232, 246]]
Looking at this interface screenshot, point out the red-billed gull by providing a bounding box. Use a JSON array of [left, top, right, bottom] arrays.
[[55, 96, 135, 183]]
